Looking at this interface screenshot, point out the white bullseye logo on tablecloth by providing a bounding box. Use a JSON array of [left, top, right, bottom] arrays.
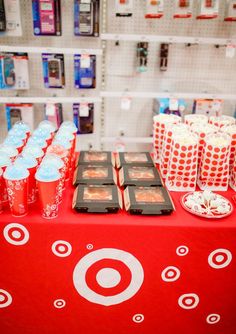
[[51, 240, 72, 257], [53, 299, 66, 309], [73, 248, 144, 306], [0, 289, 12, 308], [176, 245, 189, 256], [178, 293, 199, 310], [3, 223, 29, 246], [86, 244, 94, 250], [132, 314, 144, 323], [208, 249, 232, 269], [206, 314, 221, 324], [161, 266, 180, 282]]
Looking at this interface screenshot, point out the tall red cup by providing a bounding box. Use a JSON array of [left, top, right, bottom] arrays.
[[0, 168, 3, 213], [35, 167, 61, 219], [47, 145, 69, 186], [3, 167, 29, 217]]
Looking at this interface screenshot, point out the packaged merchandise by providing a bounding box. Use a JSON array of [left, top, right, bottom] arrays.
[[5, 104, 34, 130], [73, 103, 94, 134], [115, 0, 133, 17], [153, 98, 187, 117], [42, 53, 65, 88], [196, 0, 219, 19], [44, 103, 63, 129], [225, 0, 236, 21], [77, 151, 115, 166], [74, 54, 96, 89], [124, 186, 174, 215], [32, 0, 61, 36], [160, 44, 169, 71], [74, 0, 100, 36], [116, 152, 154, 169], [136, 42, 148, 73], [73, 165, 117, 186], [73, 184, 122, 213], [119, 166, 163, 187], [192, 99, 223, 117], [0, 53, 29, 90], [145, 0, 164, 19], [0, 0, 22, 36], [173, 0, 193, 18]]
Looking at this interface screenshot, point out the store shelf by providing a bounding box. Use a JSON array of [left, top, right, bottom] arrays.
[[101, 137, 153, 144], [0, 45, 103, 55], [101, 33, 236, 46], [101, 91, 236, 100], [0, 97, 102, 104]]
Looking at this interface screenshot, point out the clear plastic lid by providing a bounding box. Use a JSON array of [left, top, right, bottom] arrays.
[[35, 164, 61, 182], [4, 164, 29, 181]]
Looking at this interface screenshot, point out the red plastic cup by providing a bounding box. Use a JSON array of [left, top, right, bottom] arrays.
[[0, 168, 3, 213], [35, 167, 61, 219], [3, 166, 29, 217], [0, 154, 12, 203], [47, 145, 70, 185]]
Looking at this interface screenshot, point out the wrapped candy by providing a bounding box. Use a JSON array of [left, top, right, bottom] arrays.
[[184, 114, 208, 127], [165, 131, 198, 191], [220, 125, 236, 170], [160, 123, 189, 179], [209, 115, 235, 128], [153, 114, 181, 163], [190, 123, 218, 166], [198, 133, 231, 191]]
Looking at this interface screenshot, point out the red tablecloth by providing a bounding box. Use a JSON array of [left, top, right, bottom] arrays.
[[0, 183, 236, 334]]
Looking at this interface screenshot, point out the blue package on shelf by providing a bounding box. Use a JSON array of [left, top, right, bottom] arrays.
[[73, 103, 94, 134], [42, 53, 65, 88], [74, 0, 100, 37], [74, 54, 96, 89]]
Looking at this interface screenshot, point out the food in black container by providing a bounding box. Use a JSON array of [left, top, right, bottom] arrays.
[[76, 151, 115, 166], [73, 165, 117, 186], [119, 166, 163, 187], [116, 152, 154, 168]]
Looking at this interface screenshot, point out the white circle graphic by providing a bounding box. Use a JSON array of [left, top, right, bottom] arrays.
[[0, 289, 13, 308], [133, 314, 144, 323], [52, 240, 72, 257], [178, 293, 199, 310], [161, 266, 180, 282], [96, 268, 121, 288], [73, 248, 144, 306], [87, 244, 94, 250], [3, 223, 29, 246], [207, 314, 220, 324], [176, 246, 189, 256], [54, 299, 66, 309], [208, 249, 232, 269]]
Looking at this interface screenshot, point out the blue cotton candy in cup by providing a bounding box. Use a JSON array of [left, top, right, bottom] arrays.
[[0, 152, 11, 167], [0, 145, 18, 157], [14, 155, 37, 169], [38, 120, 56, 133], [60, 121, 77, 132], [56, 130, 74, 141], [13, 121, 30, 133], [8, 128, 26, 140], [28, 137, 47, 148], [41, 154, 64, 169], [53, 139, 71, 150], [4, 136, 23, 148], [4, 165, 29, 181], [23, 145, 44, 158], [33, 128, 51, 139], [35, 164, 60, 182]]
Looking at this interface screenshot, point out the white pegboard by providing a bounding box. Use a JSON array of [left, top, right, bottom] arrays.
[[102, 0, 236, 151]]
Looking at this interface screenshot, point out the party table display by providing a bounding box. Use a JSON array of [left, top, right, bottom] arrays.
[[153, 114, 236, 192]]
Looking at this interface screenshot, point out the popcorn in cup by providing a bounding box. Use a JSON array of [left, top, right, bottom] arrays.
[[35, 165, 61, 219], [209, 115, 235, 128], [220, 125, 236, 170], [165, 132, 198, 192], [3, 165, 29, 217], [198, 133, 231, 191], [184, 114, 208, 127]]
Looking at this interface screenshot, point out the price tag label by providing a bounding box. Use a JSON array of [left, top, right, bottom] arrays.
[[81, 55, 91, 68], [121, 96, 132, 110], [226, 44, 236, 58], [45, 104, 56, 116], [169, 98, 179, 111], [79, 103, 89, 117]]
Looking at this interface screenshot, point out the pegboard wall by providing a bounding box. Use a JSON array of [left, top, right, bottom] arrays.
[[0, 0, 236, 152]]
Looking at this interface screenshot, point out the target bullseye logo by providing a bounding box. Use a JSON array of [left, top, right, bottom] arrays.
[[54, 299, 66, 309], [73, 248, 144, 306], [161, 266, 180, 282], [52, 240, 72, 257], [176, 245, 189, 256], [178, 293, 199, 310], [206, 314, 220, 324], [133, 314, 144, 323], [0, 289, 12, 308], [3, 223, 29, 246], [208, 249, 232, 269]]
